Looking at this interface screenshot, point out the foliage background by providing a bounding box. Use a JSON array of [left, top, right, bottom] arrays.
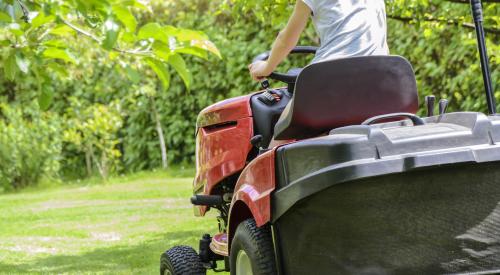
[[0, 0, 498, 189]]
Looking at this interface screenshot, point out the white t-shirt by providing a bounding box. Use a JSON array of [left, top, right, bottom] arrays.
[[301, 0, 389, 63]]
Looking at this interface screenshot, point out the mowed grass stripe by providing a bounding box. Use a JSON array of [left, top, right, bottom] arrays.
[[0, 172, 224, 274]]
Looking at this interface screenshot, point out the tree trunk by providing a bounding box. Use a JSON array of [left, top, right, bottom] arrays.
[[89, 144, 107, 180], [99, 151, 109, 180], [150, 96, 168, 170], [85, 145, 93, 177]]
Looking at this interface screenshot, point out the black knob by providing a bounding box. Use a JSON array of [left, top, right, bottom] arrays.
[[250, 135, 263, 148], [261, 80, 270, 90]]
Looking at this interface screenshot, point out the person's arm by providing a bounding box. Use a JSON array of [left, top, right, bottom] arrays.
[[249, 0, 311, 81]]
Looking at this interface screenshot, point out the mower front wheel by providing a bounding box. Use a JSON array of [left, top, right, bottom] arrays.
[[160, 245, 206, 275], [230, 219, 277, 275]]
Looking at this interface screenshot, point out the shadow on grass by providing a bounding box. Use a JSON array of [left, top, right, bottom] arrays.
[[0, 230, 204, 274]]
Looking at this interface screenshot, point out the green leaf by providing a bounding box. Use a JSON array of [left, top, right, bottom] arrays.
[[4, 53, 17, 80], [30, 12, 55, 29], [138, 23, 168, 43], [168, 54, 192, 89], [175, 46, 208, 60], [190, 39, 222, 59], [112, 5, 137, 32], [152, 41, 171, 61], [133, 0, 152, 11], [103, 19, 120, 50], [50, 25, 76, 37], [39, 85, 54, 111], [173, 28, 207, 41], [15, 54, 30, 74], [145, 58, 170, 89], [115, 0, 151, 11], [43, 40, 67, 49], [83, 14, 100, 28], [121, 31, 136, 43], [108, 51, 120, 61], [8, 23, 23, 36], [48, 63, 69, 78], [163, 25, 180, 36], [125, 65, 140, 84], [0, 40, 10, 47], [43, 48, 76, 64], [0, 11, 12, 23]]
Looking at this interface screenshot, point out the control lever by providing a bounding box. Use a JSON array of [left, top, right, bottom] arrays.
[[250, 135, 263, 149], [250, 134, 269, 155], [260, 79, 270, 90], [439, 99, 449, 115], [425, 95, 436, 117]]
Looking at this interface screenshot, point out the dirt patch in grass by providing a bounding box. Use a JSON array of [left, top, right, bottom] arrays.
[[90, 232, 122, 242], [31, 198, 187, 212]]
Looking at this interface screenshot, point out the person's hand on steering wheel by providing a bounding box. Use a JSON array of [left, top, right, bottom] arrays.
[[248, 61, 274, 82]]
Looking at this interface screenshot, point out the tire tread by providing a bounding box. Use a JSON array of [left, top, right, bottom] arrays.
[[160, 245, 206, 275], [231, 219, 277, 275]]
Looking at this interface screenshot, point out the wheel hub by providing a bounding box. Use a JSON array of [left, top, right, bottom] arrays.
[[236, 250, 253, 275]]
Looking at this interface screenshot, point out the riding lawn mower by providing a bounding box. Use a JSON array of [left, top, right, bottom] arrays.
[[160, 1, 499, 274]]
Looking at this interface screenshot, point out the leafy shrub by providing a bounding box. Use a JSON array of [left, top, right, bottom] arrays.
[[122, 86, 165, 171], [0, 103, 62, 191], [0, 0, 497, 181], [63, 98, 123, 180]]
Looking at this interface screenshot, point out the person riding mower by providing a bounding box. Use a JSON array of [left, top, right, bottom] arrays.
[[160, 0, 499, 274]]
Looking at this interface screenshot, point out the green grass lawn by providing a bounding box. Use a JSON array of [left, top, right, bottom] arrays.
[[0, 170, 226, 274]]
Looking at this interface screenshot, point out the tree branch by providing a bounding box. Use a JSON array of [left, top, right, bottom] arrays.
[[388, 15, 500, 35], [60, 18, 101, 42], [60, 18, 153, 57], [16, 0, 30, 23]]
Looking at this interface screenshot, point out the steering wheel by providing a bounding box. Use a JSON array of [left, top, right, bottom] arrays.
[[252, 46, 318, 84]]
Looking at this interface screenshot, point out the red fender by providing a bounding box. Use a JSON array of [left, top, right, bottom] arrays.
[[228, 150, 276, 244]]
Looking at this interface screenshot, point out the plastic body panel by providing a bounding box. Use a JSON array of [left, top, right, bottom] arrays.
[[274, 112, 500, 218], [194, 95, 254, 216], [271, 112, 500, 273]]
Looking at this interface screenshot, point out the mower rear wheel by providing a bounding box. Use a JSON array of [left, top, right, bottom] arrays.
[[160, 245, 206, 275], [230, 219, 277, 275]]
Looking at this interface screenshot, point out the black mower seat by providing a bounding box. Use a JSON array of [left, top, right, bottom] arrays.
[[274, 55, 419, 140]]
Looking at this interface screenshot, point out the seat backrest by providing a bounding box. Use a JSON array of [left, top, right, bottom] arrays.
[[274, 55, 419, 140]]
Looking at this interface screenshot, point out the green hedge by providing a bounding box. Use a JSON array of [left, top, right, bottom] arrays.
[[0, 103, 61, 190], [0, 0, 497, 184]]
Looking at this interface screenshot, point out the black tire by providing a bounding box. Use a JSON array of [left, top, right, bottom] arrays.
[[160, 245, 206, 275], [230, 219, 277, 275]]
